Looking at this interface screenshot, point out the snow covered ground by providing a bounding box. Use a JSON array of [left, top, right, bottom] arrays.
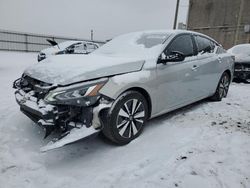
[[0, 51, 249, 188]]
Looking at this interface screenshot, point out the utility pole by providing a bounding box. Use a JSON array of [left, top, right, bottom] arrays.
[[234, 0, 244, 45], [173, 0, 180, 29], [91, 30, 93, 41]]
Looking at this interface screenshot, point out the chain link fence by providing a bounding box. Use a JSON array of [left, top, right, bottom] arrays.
[[0, 29, 105, 52]]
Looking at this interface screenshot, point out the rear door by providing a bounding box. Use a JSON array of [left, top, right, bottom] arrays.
[[193, 35, 222, 96]]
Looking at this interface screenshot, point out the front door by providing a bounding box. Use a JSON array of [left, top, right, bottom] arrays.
[[156, 34, 200, 115]]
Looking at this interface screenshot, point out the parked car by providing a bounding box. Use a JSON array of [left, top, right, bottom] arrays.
[[37, 40, 99, 62], [13, 30, 234, 151], [227, 44, 250, 82]]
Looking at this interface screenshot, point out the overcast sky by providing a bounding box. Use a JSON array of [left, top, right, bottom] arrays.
[[0, 0, 189, 41]]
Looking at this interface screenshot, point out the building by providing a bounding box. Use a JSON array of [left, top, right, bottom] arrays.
[[187, 0, 250, 49]]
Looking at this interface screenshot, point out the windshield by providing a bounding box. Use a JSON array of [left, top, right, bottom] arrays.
[[230, 44, 250, 56], [93, 31, 171, 58]]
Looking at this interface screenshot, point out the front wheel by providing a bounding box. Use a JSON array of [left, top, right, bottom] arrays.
[[102, 91, 149, 145], [210, 72, 230, 101]]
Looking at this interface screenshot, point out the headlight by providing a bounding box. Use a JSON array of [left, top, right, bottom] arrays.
[[45, 81, 106, 106]]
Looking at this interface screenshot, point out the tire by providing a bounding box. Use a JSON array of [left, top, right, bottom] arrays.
[[210, 72, 230, 101], [102, 91, 149, 145]]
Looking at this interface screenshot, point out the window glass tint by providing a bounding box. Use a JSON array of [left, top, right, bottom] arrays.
[[166, 35, 194, 57], [195, 35, 216, 53]]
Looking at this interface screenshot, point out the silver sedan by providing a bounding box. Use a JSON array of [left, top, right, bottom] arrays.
[[14, 30, 234, 149]]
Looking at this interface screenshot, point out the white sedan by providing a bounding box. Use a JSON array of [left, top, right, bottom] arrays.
[[37, 40, 99, 62]]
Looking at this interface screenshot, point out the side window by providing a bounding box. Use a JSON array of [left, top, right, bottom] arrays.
[[66, 43, 84, 54], [216, 46, 226, 54], [166, 35, 194, 57], [195, 35, 216, 54], [72, 43, 98, 54], [73, 43, 85, 54]]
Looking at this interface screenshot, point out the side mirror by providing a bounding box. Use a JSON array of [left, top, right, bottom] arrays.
[[159, 51, 185, 64]]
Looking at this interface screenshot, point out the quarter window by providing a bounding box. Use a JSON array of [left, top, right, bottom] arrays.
[[166, 35, 194, 57]]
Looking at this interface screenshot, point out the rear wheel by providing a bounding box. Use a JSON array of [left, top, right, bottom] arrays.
[[211, 72, 230, 101], [102, 91, 148, 145]]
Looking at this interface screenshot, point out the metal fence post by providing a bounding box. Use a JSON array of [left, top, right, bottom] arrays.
[[0, 29, 105, 52], [25, 34, 28, 52]]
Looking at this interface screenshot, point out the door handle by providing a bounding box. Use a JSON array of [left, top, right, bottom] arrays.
[[191, 65, 199, 71], [218, 57, 222, 63]]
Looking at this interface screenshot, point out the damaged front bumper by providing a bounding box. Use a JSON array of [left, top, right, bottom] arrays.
[[14, 87, 112, 152], [15, 89, 59, 137]]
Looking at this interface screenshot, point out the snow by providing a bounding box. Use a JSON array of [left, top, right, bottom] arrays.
[[227, 44, 250, 63], [93, 31, 172, 58], [15, 90, 54, 116], [227, 44, 250, 55], [40, 40, 83, 55], [24, 54, 144, 85], [0, 51, 250, 188]]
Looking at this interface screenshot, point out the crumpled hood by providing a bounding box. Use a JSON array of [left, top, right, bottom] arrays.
[[24, 54, 145, 85]]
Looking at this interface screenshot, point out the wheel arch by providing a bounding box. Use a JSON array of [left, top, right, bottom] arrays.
[[124, 87, 152, 119], [224, 69, 232, 82]]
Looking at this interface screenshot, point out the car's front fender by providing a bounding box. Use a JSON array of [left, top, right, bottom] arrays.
[[99, 70, 158, 118]]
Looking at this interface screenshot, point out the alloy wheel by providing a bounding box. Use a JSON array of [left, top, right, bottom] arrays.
[[116, 99, 145, 138], [219, 74, 230, 98]]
